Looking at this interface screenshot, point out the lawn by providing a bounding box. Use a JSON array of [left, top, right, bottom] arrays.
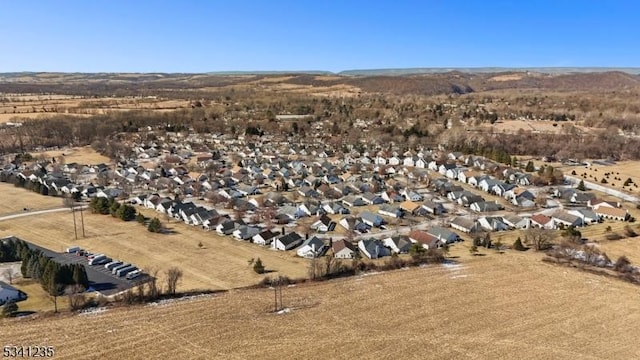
[[0, 183, 65, 216], [0, 207, 309, 291]]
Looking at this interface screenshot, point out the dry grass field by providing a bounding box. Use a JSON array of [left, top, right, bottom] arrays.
[[0, 183, 64, 216], [0, 207, 308, 291], [0, 94, 190, 123], [30, 145, 111, 165], [11, 278, 69, 313], [2, 248, 640, 359]]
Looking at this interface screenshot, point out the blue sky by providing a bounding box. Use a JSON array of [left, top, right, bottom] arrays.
[[0, 1, 638, 72]]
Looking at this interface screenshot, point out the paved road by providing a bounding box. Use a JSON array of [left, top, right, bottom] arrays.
[[0, 206, 88, 222]]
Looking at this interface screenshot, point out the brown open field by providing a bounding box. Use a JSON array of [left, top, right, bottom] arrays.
[[0, 94, 190, 122], [31, 146, 111, 165], [0, 183, 63, 216], [0, 206, 308, 291], [2, 248, 640, 359], [483, 119, 594, 135], [561, 161, 640, 194]]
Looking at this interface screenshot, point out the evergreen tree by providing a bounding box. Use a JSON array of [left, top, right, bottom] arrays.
[[577, 179, 586, 191], [109, 200, 121, 217], [136, 212, 146, 224], [513, 237, 527, 251], [116, 204, 136, 221], [148, 218, 162, 233], [253, 258, 265, 274], [525, 161, 535, 172]]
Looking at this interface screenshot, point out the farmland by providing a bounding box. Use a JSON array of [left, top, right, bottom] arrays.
[[2, 248, 640, 359]]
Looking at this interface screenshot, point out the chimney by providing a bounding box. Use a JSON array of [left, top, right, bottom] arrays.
[[281, 226, 285, 235], [305, 233, 309, 240]]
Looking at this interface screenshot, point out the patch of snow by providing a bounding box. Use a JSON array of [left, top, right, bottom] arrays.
[[146, 293, 216, 307], [78, 307, 108, 316], [361, 271, 381, 277], [276, 307, 291, 315], [450, 274, 469, 279]]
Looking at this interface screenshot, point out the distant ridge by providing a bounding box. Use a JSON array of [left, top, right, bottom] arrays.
[[2, 68, 640, 78], [206, 70, 333, 75], [338, 67, 640, 76]]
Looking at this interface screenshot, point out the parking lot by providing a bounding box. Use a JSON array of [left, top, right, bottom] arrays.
[[24, 241, 151, 296]]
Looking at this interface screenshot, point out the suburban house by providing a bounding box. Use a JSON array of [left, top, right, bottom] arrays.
[[339, 216, 370, 233], [478, 216, 509, 232], [358, 239, 390, 259], [382, 235, 413, 254], [408, 230, 440, 249], [359, 211, 384, 227], [232, 225, 261, 241], [252, 229, 280, 246], [551, 211, 583, 228], [0, 281, 26, 306], [296, 236, 327, 258], [470, 201, 503, 213], [450, 216, 480, 233], [568, 209, 601, 224], [378, 204, 403, 218], [530, 214, 555, 229], [272, 231, 304, 251], [595, 206, 630, 221], [421, 200, 445, 215], [502, 215, 529, 229], [399, 201, 421, 216], [427, 226, 460, 244], [322, 202, 349, 215], [310, 215, 337, 232], [332, 239, 357, 259]]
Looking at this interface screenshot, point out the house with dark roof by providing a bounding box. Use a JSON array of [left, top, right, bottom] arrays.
[[382, 235, 413, 253], [296, 236, 327, 258], [311, 215, 336, 232], [470, 201, 503, 213], [253, 229, 279, 246], [273, 232, 304, 251], [358, 239, 390, 259], [450, 216, 480, 233], [232, 225, 261, 241], [427, 226, 460, 244], [359, 211, 384, 227]]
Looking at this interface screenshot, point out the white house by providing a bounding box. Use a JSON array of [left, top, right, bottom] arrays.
[[332, 239, 357, 259], [252, 229, 279, 246], [358, 239, 391, 259], [296, 236, 327, 258], [272, 232, 304, 251]]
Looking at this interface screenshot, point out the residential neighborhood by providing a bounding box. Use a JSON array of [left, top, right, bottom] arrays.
[[0, 130, 634, 263]]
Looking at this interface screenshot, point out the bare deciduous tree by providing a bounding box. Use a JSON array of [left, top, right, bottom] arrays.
[[146, 269, 160, 300], [525, 227, 557, 251], [166, 267, 183, 296], [65, 284, 86, 311]]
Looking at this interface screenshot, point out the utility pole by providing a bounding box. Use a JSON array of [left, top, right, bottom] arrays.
[[79, 203, 86, 237], [72, 204, 78, 240]]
